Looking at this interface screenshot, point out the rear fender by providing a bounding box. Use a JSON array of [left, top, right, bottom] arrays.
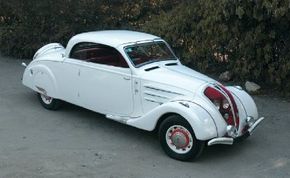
[[22, 64, 59, 98], [33, 43, 64, 60]]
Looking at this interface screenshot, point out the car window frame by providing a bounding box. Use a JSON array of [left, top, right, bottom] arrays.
[[123, 40, 178, 68], [69, 42, 129, 68]]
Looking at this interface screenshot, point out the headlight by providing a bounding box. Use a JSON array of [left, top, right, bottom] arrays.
[[227, 125, 238, 137], [222, 99, 230, 109], [213, 100, 220, 110]]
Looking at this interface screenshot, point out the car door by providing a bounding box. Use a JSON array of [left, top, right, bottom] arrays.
[[56, 53, 85, 106], [70, 42, 134, 116]]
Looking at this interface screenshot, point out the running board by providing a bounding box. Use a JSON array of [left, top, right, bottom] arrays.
[[105, 114, 131, 124]]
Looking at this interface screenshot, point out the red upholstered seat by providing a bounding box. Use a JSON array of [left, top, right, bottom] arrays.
[[73, 47, 129, 68]]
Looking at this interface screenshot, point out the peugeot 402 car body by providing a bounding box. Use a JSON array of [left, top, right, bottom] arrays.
[[22, 30, 264, 161]]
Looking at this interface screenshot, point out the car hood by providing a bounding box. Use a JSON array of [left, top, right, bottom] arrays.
[[139, 63, 217, 95]]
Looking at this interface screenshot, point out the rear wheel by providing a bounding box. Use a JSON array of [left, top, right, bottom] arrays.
[[159, 115, 205, 161], [37, 93, 61, 110]]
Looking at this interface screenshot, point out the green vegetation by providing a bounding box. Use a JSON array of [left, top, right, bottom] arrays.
[[1, 0, 290, 92], [0, 0, 179, 58]]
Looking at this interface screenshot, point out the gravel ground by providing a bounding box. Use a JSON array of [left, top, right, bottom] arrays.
[[0, 57, 289, 178]]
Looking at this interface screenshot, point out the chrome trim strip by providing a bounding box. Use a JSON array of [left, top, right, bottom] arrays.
[[179, 102, 189, 108], [214, 84, 238, 127], [235, 86, 243, 90], [144, 97, 163, 105], [144, 91, 169, 99], [144, 86, 184, 96], [248, 117, 265, 135], [208, 137, 234, 146], [105, 114, 129, 124]]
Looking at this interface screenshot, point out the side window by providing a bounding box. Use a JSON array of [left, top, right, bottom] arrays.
[[70, 42, 129, 68]]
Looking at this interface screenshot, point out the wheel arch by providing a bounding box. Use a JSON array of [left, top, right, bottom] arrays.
[[154, 112, 181, 133]]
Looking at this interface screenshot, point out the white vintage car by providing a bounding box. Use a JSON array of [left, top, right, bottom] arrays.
[[22, 30, 264, 161]]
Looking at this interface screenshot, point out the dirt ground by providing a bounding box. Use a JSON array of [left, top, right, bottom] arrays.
[[0, 57, 289, 178]]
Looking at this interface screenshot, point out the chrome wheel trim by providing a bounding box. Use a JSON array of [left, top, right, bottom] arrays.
[[165, 125, 193, 154], [40, 94, 53, 105]]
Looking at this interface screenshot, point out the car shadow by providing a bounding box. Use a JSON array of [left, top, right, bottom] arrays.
[[60, 100, 161, 146], [22, 92, 254, 162], [198, 138, 254, 162]]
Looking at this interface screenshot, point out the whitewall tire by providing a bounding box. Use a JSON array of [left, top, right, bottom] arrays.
[[159, 115, 205, 161], [37, 93, 61, 110]]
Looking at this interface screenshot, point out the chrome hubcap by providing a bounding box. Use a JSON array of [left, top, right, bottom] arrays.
[[166, 125, 193, 154], [171, 129, 189, 148], [40, 94, 52, 104]]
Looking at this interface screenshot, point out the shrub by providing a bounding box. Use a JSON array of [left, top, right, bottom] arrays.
[[0, 0, 105, 58], [1, 0, 290, 92], [0, 0, 179, 58], [142, 0, 290, 92]]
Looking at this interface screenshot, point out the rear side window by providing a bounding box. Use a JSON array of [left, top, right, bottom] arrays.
[[70, 42, 129, 68]]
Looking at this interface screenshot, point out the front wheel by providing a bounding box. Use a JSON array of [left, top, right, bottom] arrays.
[[159, 115, 205, 161], [37, 93, 61, 110]]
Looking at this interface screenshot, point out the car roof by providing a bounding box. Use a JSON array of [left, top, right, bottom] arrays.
[[69, 30, 160, 48]]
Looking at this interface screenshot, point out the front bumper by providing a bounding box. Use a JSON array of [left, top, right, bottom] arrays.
[[207, 117, 265, 146]]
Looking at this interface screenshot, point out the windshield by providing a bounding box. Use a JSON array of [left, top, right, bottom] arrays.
[[124, 41, 177, 67]]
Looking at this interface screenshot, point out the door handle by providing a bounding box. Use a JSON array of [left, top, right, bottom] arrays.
[[123, 76, 131, 80]]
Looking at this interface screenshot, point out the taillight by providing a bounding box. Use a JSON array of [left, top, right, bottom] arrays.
[[204, 86, 239, 127]]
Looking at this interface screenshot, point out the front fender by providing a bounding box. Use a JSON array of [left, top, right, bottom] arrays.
[[226, 86, 259, 136], [226, 86, 258, 119], [127, 101, 218, 140]]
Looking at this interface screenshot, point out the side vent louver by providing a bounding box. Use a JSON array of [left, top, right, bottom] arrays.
[[165, 62, 178, 66], [145, 66, 160, 71]]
